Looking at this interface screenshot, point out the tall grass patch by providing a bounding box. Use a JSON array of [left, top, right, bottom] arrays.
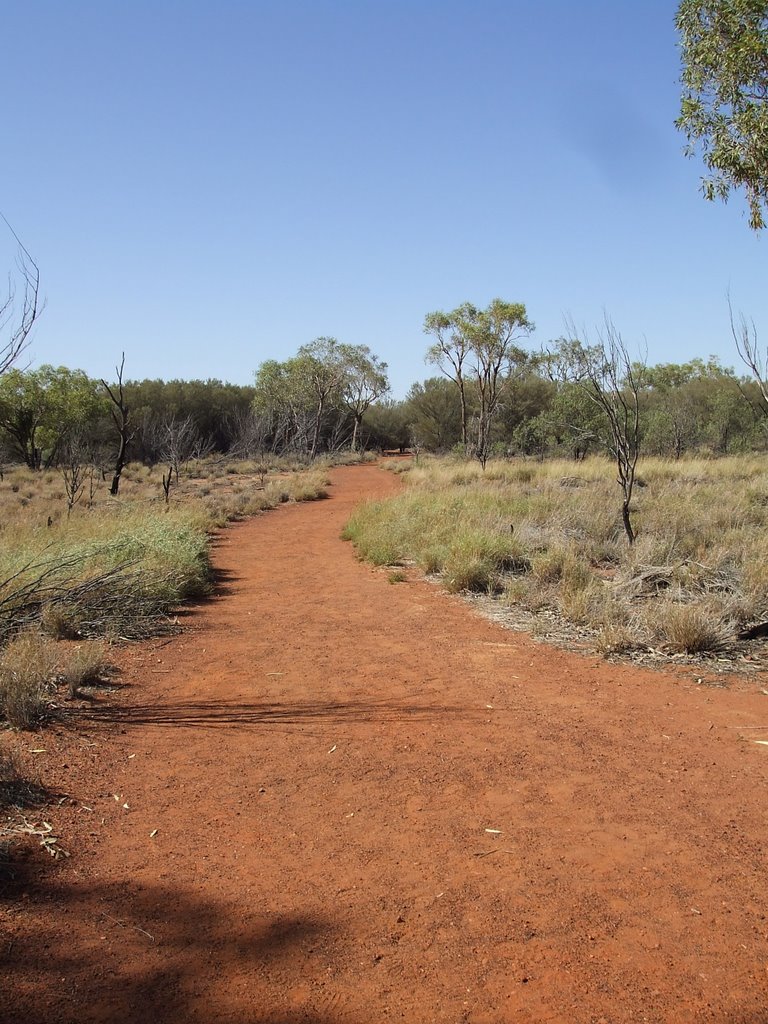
[[0, 459, 332, 645], [0, 633, 58, 728], [345, 454, 768, 658], [0, 505, 213, 642]]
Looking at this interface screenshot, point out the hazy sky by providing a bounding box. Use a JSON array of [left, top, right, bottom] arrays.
[[2, 0, 765, 397]]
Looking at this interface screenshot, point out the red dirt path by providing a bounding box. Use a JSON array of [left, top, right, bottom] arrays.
[[3, 463, 768, 1023]]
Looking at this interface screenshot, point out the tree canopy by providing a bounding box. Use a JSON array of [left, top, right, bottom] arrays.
[[425, 299, 533, 466], [677, 0, 768, 229], [252, 340, 390, 457], [0, 365, 105, 469]]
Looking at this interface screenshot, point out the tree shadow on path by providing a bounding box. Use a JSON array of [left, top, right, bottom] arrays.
[[85, 698, 487, 730], [3, 874, 356, 1024]]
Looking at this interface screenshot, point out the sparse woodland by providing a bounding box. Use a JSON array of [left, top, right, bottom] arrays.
[[1, 301, 767, 736]]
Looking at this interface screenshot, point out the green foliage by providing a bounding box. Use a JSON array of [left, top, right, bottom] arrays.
[[253, 339, 390, 457], [677, 0, 768, 229], [338, 344, 389, 451], [361, 399, 411, 451], [125, 378, 256, 458], [640, 357, 760, 455], [424, 299, 534, 465], [0, 366, 106, 469], [405, 378, 462, 451], [0, 506, 213, 643]]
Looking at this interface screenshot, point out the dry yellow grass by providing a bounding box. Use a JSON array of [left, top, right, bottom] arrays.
[[0, 456, 331, 662], [346, 454, 768, 657]]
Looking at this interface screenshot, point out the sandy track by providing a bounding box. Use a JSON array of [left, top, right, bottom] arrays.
[[3, 462, 768, 1023]]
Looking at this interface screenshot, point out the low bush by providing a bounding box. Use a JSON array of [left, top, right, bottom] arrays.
[[647, 601, 733, 654]]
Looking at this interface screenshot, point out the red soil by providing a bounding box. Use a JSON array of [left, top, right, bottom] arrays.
[[3, 462, 768, 1023]]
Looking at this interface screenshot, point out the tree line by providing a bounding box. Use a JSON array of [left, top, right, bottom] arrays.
[[1, 312, 766, 480]]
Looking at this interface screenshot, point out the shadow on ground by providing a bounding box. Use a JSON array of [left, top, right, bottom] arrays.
[[84, 698, 487, 729], [175, 566, 241, 618], [2, 874, 356, 1024]]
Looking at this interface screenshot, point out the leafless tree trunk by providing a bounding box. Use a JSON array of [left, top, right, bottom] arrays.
[[153, 413, 202, 483], [554, 317, 644, 545], [730, 300, 768, 420], [161, 465, 173, 506], [58, 428, 96, 517], [327, 414, 352, 454], [0, 214, 42, 375], [225, 409, 271, 460], [102, 354, 131, 496]]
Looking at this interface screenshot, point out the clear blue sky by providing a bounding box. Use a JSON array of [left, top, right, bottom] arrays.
[[1, 0, 765, 397]]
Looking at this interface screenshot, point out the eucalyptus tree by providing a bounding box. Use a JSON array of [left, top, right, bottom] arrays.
[[677, 0, 768, 229], [338, 344, 389, 451], [298, 337, 348, 459], [424, 299, 534, 465], [424, 308, 472, 448], [466, 300, 534, 467], [254, 339, 389, 456], [253, 357, 316, 454]]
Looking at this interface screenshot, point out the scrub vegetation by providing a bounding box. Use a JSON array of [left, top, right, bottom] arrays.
[[343, 454, 768, 660]]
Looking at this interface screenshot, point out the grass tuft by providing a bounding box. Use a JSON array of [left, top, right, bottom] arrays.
[[58, 641, 110, 697], [0, 633, 58, 729], [648, 601, 734, 654]]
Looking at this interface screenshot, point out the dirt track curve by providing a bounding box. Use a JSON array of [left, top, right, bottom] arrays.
[[4, 463, 768, 1024]]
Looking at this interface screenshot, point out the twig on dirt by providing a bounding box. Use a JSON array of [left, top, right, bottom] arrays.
[[151, 638, 177, 651], [473, 848, 516, 858], [100, 911, 155, 942]]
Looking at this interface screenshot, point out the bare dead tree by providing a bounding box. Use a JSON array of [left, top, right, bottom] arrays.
[[550, 317, 644, 545], [101, 354, 131, 496], [58, 428, 102, 516], [729, 299, 768, 421], [0, 214, 42, 375], [153, 413, 202, 483], [225, 408, 271, 459], [58, 430, 88, 517], [326, 413, 352, 454]]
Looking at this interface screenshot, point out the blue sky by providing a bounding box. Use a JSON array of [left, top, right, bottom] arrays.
[[1, 0, 765, 397]]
